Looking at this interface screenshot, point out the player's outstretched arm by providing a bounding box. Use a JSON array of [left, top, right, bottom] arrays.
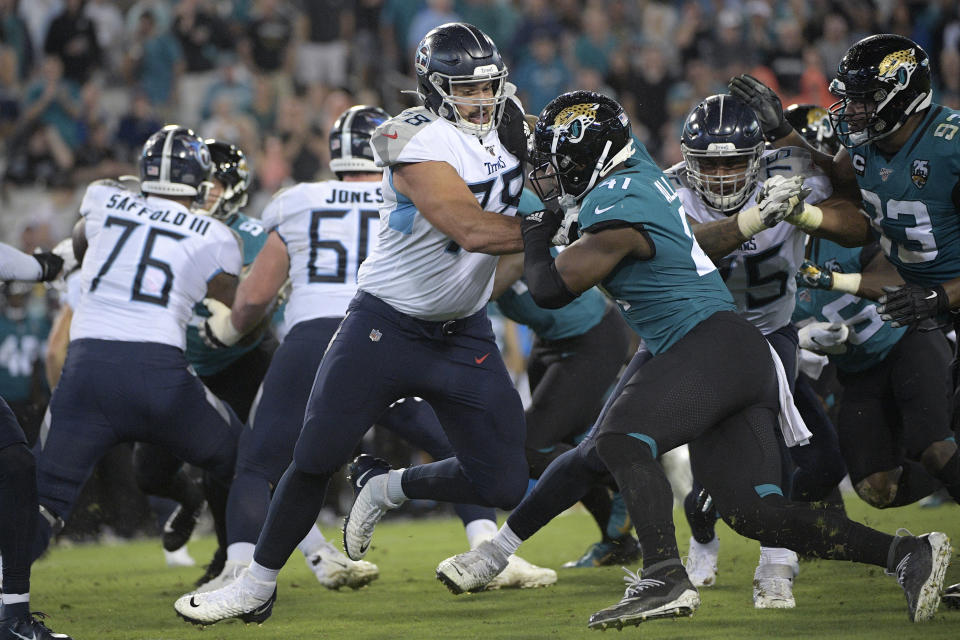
[[0, 241, 62, 281], [394, 161, 523, 255], [786, 192, 873, 247], [230, 230, 290, 334]]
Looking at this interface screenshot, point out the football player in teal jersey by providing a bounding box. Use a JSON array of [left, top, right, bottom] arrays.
[[731, 33, 960, 536], [515, 91, 949, 628]]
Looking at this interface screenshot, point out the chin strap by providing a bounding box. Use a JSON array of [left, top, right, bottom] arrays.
[[578, 139, 636, 201]]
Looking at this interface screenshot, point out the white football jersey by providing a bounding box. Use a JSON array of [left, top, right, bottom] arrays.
[[668, 147, 833, 335], [261, 180, 383, 327], [359, 106, 524, 321], [71, 180, 242, 349]]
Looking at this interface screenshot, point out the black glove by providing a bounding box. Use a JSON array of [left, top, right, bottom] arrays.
[[520, 208, 563, 242], [33, 251, 64, 282], [728, 74, 793, 141], [877, 283, 949, 328]]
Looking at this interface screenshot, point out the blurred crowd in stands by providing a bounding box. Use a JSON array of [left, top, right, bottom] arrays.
[[0, 0, 958, 538]]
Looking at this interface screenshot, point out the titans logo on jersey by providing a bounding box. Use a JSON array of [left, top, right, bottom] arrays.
[[361, 104, 524, 320], [71, 180, 242, 350], [855, 106, 960, 286], [261, 180, 384, 328], [667, 146, 833, 335]]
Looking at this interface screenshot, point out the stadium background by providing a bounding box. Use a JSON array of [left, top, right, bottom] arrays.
[[0, 0, 958, 538]]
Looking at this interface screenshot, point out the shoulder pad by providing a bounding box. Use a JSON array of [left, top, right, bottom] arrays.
[[88, 178, 127, 191], [761, 146, 821, 179], [663, 162, 690, 189], [371, 107, 440, 167]]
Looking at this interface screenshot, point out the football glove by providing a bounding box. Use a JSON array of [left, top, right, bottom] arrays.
[[33, 250, 64, 282], [199, 298, 242, 348], [877, 283, 949, 328], [728, 74, 793, 141], [737, 175, 810, 238], [796, 260, 863, 294], [798, 321, 849, 355]]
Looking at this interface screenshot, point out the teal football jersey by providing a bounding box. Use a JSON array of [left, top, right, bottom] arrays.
[[186, 213, 270, 376], [496, 189, 608, 340], [853, 104, 960, 286], [0, 307, 50, 402], [577, 150, 734, 354], [792, 239, 906, 373]]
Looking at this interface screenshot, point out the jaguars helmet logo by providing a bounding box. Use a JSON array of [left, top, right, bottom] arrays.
[[552, 103, 600, 143], [806, 107, 831, 129], [878, 48, 919, 87], [911, 158, 929, 189]]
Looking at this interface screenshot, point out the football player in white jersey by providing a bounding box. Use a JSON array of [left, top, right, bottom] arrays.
[[29, 126, 244, 583], [0, 243, 72, 640], [174, 23, 533, 626], [668, 94, 847, 609]]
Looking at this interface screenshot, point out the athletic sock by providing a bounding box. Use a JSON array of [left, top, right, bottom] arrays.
[[491, 523, 523, 557], [465, 519, 498, 549], [297, 525, 328, 557]]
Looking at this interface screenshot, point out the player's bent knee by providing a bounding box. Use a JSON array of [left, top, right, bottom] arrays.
[[854, 471, 899, 508]]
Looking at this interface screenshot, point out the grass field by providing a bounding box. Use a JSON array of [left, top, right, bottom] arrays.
[[29, 500, 960, 640]]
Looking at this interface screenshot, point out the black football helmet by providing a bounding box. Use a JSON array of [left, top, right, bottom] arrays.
[[680, 94, 765, 214], [828, 34, 931, 147], [529, 91, 634, 202], [784, 104, 841, 155], [204, 139, 250, 220], [414, 22, 515, 137], [329, 105, 390, 177], [140, 125, 212, 201]]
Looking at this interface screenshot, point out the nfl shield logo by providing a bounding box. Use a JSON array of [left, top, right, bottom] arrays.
[[911, 159, 929, 188], [369, 329, 382, 342], [879, 167, 894, 182]]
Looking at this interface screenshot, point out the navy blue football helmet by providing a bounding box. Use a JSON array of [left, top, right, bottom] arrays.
[[530, 91, 634, 202], [140, 125, 212, 200], [204, 139, 250, 220], [828, 34, 931, 147], [329, 105, 390, 177], [414, 22, 514, 137], [784, 104, 841, 155], [680, 94, 765, 214]]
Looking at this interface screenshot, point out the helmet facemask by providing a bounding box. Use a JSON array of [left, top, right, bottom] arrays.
[[681, 142, 764, 214], [423, 64, 514, 137]]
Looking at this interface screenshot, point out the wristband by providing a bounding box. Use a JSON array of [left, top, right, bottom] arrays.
[[830, 271, 862, 295], [736, 205, 766, 238], [786, 203, 823, 231]]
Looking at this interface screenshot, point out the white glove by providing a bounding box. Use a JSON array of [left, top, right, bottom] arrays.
[[199, 298, 242, 348], [798, 321, 849, 355], [550, 195, 580, 246], [798, 348, 829, 380], [737, 175, 811, 238]]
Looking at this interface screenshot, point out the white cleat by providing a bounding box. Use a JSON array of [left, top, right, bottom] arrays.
[[343, 455, 398, 560], [753, 562, 798, 609], [191, 559, 247, 594], [487, 554, 557, 591], [436, 540, 510, 594], [174, 569, 276, 626], [164, 545, 196, 568], [306, 540, 380, 589], [685, 536, 719, 587]]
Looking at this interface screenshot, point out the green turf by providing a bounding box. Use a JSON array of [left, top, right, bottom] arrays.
[[28, 500, 960, 639]]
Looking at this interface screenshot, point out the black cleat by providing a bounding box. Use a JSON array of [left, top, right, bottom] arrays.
[[0, 611, 73, 639], [588, 563, 699, 630], [890, 532, 952, 622], [943, 582, 960, 609], [162, 500, 206, 552]]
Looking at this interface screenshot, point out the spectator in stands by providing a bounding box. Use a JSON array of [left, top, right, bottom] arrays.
[[509, 0, 563, 64], [0, 282, 51, 445], [295, 0, 350, 91], [1, 0, 34, 83], [43, 0, 101, 85], [174, 0, 232, 126], [407, 0, 460, 62], [379, 0, 425, 74], [817, 14, 853, 77], [122, 9, 184, 119], [240, 0, 297, 98], [114, 91, 161, 163], [572, 6, 618, 76], [20, 55, 82, 151], [201, 62, 253, 122], [84, 0, 125, 77], [511, 30, 569, 115]]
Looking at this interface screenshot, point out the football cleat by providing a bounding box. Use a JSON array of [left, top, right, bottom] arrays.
[[437, 540, 510, 594], [191, 559, 246, 594], [343, 455, 398, 561], [563, 536, 641, 568], [164, 545, 196, 568], [753, 563, 797, 609], [685, 536, 719, 587], [943, 582, 959, 609], [487, 554, 557, 591], [162, 500, 205, 552], [174, 569, 276, 626], [588, 564, 699, 630], [306, 540, 380, 590], [0, 611, 72, 639], [890, 532, 951, 622]]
